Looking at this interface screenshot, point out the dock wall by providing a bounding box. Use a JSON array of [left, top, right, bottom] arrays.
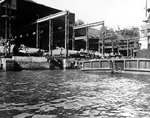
[[12, 56, 50, 70], [0, 56, 79, 71]]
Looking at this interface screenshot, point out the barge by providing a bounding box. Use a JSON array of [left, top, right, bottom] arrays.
[[81, 58, 150, 75]]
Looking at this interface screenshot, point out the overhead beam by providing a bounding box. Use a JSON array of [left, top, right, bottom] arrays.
[[73, 21, 104, 29], [0, 0, 5, 4], [75, 36, 87, 40], [37, 11, 68, 23]]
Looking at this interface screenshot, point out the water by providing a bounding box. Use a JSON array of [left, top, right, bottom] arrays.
[[0, 70, 150, 118]]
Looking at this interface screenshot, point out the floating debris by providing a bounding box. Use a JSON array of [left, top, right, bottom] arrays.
[[13, 82, 29, 86], [23, 105, 40, 110], [51, 98, 67, 103], [39, 105, 56, 112], [10, 106, 27, 111], [13, 113, 33, 118], [32, 115, 57, 118], [63, 102, 82, 110], [0, 104, 7, 109], [11, 103, 27, 106]]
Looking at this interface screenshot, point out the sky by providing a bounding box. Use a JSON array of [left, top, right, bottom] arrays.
[[34, 0, 149, 29]]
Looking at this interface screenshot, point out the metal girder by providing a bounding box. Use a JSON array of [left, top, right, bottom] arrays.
[[37, 11, 68, 23], [73, 21, 104, 29]]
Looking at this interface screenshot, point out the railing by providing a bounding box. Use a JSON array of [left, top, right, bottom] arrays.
[[82, 59, 111, 71], [124, 59, 150, 72], [82, 58, 150, 73]]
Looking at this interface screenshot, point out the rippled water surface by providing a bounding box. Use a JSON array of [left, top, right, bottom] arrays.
[[0, 70, 150, 118]]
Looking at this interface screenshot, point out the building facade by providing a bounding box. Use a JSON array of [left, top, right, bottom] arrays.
[[140, 23, 150, 49], [140, 8, 150, 50]]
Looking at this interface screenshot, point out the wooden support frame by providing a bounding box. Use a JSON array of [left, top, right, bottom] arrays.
[[36, 11, 70, 57], [73, 21, 104, 54]]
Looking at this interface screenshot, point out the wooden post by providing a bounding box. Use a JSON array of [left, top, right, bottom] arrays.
[[8, 1, 11, 55], [4, 1, 8, 56], [51, 21, 53, 55], [72, 26, 75, 50], [117, 44, 120, 55], [127, 39, 129, 57], [98, 37, 101, 53], [65, 11, 69, 57], [102, 34, 104, 57], [137, 59, 139, 69], [36, 23, 39, 48], [131, 48, 133, 57], [86, 27, 89, 53], [49, 20, 53, 56], [124, 59, 126, 69], [102, 25, 105, 57], [111, 38, 114, 55]]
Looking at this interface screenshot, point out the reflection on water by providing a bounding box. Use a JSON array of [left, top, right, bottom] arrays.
[[0, 70, 150, 117]]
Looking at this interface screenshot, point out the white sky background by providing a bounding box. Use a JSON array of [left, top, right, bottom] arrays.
[[34, 0, 149, 29]]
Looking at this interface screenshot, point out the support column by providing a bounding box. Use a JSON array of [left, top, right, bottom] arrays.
[[131, 48, 133, 57], [111, 38, 114, 55], [98, 37, 101, 53], [65, 11, 69, 57], [4, 2, 8, 56], [102, 37, 104, 57], [72, 27, 75, 50], [36, 23, 39, 48], [8, 2, 11, 55], [49, 20, 53, 56], [86, 27, 89, 53], [101, 25, 105, 57], [117, 44, 120, 55], [127, 39, 129, 57]]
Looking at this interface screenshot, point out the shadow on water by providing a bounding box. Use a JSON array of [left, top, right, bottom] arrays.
[[0, 70, 150, 117]]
